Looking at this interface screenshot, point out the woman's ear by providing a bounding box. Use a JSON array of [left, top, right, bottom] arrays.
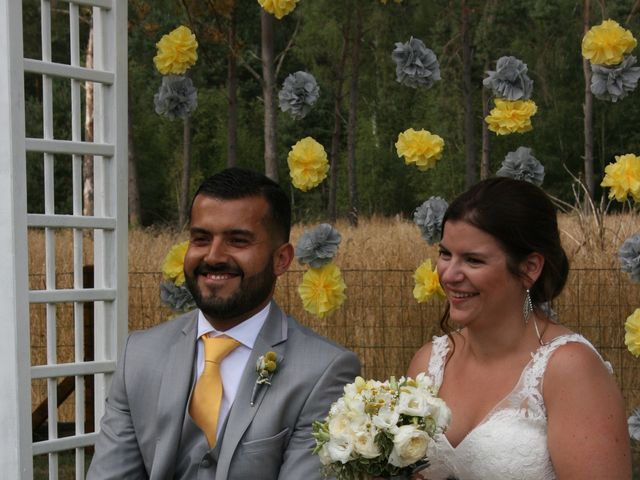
[[273, 242, 294, 277], [520, 252, 544, 288]]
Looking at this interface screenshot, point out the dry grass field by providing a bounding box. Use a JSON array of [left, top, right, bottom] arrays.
[[28, 212, 640, 435]]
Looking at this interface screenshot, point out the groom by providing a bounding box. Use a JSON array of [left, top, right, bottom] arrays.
[[87, 167, 360, 479]]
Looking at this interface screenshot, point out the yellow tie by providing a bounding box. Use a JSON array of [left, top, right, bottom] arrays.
[[190, 335, 241, 447]]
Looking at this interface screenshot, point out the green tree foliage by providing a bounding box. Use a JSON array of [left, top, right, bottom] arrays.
[[22, 0, 640, 224]]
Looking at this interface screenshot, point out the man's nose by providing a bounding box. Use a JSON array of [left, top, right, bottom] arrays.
[[204, 238, 228, 263]]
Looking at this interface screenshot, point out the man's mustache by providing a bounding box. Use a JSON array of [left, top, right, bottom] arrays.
[[194, 262, 243, 277]]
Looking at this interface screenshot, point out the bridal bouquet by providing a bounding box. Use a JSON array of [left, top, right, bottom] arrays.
[[313, 373, 450, 479]]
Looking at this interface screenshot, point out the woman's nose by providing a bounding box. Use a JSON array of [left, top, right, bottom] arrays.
[[439, 261, 462, 284]]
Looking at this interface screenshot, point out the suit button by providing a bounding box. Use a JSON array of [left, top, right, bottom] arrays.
[[202, 458, 211, 468]]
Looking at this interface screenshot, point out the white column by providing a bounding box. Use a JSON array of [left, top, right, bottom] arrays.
[[0, 0, 34, 478]]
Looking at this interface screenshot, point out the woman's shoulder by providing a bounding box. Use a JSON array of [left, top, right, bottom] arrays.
[[540, 330, 615, 399], [407, 334, 451, 378]]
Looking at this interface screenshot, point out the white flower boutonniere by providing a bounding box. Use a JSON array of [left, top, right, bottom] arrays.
[[250, 351, 278, 406]]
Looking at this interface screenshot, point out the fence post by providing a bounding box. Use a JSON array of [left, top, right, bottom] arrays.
[[0, 0, 33, 477]]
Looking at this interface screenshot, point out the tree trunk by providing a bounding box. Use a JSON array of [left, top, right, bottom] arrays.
[[261, 10, 278, 181], [346, 3, 361, 227], [328, 22, 350, 224], [227, 8, 238, 168], [83, 27, 94, 216], [583, 0, 594, 199], [128, 83, 141, 226], [480, 59, 491, 179], [461, 0, 476, 188], [178, 116, 192, 229]]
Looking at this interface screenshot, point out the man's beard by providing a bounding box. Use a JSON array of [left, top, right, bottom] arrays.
[[184, 258, 276, 321]]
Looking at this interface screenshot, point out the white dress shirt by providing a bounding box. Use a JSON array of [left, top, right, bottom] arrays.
[[194, 303, 270, 438]]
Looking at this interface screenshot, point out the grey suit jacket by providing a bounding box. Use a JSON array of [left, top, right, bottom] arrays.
[[87, 301, 361, 479]]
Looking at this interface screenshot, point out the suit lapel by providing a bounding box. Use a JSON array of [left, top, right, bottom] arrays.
[[216, 302, 288, 478], [150, 312, 198, 478]]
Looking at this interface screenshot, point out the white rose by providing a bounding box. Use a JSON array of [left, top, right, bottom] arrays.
[[348, 413, 370, 434], [388, 424, 430, 467], [372, 405, 400, 431], [326, 438, 354, 464], [427, 396, 452, 430], [353, 429, 381, 459], [317, 444, 333, 466], [397, 388, 429, 417], [344, 394, 366, 415], [328, 412, 352, 440]]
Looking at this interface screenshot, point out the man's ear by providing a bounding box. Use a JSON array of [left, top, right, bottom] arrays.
[[273, 242, 294, 277], [520, 252, 545, 288]]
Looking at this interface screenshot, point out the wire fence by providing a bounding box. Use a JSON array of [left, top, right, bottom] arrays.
[[30, 267, 640, 425]]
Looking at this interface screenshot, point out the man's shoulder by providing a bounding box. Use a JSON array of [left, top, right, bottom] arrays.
[[283, 313, 354, 357], [127, 310, 197, 346]]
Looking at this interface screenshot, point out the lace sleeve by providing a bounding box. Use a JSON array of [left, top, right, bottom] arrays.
[[427, 335, 450, 390]]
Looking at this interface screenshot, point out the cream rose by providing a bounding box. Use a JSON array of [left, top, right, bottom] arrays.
[[388, 425, 430, 467]]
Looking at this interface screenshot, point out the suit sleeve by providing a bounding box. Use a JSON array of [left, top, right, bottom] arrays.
[[277, 349, 361, 480], [87, 334, 148, 480]]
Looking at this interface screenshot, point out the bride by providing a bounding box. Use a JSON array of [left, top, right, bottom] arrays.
[[408, 178, 631, 479]]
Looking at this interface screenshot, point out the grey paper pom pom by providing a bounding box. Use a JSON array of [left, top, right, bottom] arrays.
[[278, 71, 320, 120], [392, 37, 441, 89], [160, 281, 196, 312], [483, 56, 534, 101], [591, 55, 640, 102], [413, 196, 448, 245], [629, 407, 640, 441], [154, 75, 198, 120], [619, 233, 640, 283], [295, 223, 342, 267], [496, 147, 545, 186]]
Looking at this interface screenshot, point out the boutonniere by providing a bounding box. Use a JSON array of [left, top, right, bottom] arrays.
[[250, 351, 278, 406]]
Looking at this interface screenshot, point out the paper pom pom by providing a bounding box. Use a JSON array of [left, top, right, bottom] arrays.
[[582, 19, 637, 66], [278, 71, 320, 119], [619, 233, 640, 283], [298, 262, 346, 317], [496, 147, 545, 186], [160, 281, 196, 312], [590, 55, 640, 102], [483, 56, 534, 101], [396, 128, 445, 171], [154, 25, 198, 75], [154, 75, 198, 120], [413, 197, 448, 245], [413, 259, 445, 303], [600, 153, 640, 202], [287, 137, 329, 191], [392, 37, 441, 89], [295, 223, 342, 268], [485, 99, 537, 135]]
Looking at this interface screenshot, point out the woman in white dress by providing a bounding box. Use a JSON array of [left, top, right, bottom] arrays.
[[408, 177, 631, 479]]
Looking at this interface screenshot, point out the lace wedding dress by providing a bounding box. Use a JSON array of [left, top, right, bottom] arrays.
[[418, 333, 612, 480]]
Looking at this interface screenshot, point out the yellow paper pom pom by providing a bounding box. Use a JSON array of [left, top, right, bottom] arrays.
[[625, 308, 640, 357], [153, 25, 198, 75], [258, 0, 300, 19], [162, 240, 189, 286], [413, 259, 445, 303], [395, 128, 445, 171], [582, 19, 637, 66], [287, 137, 329, 191], [600, 153, 640, 202], [485, 99, 537, 135], [298, 262, 346, 318]]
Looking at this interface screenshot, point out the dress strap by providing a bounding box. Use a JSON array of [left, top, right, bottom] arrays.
[[526, 333, 613, 394], [427, 335, 450, 389]]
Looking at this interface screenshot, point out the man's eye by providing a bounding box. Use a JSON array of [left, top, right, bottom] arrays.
[[230, 238, 249, 245], [438, 250, 450, 258]]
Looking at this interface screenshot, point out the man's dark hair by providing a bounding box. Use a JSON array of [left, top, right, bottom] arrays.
[[191, 167, 291, 242]]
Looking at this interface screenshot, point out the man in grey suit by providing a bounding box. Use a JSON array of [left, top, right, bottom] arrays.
[[88, 167, 360, 479]]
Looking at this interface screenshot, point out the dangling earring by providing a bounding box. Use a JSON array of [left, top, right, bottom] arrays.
[[523, 289, 533, 324]]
